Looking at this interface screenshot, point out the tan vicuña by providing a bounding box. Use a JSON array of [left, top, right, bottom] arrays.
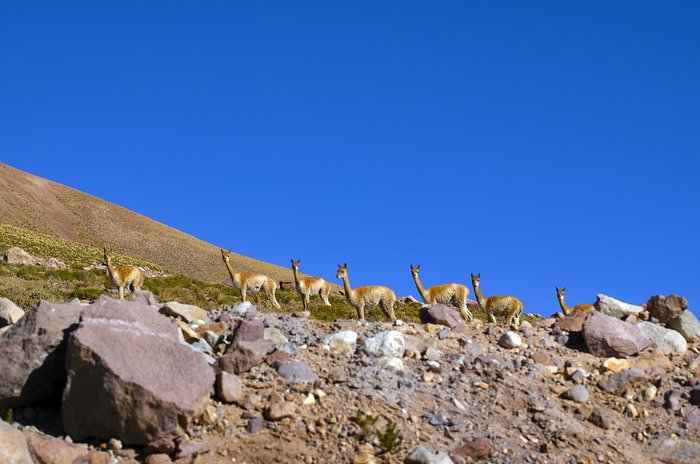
[[410, 264, 472, 321], [291, 259, 331, 310], [336, 263, 396, 321], [556, 287, 594, 316], [470, 273, 523, 325], [221, 249, 280, 309], [103, 247, 144, 300]]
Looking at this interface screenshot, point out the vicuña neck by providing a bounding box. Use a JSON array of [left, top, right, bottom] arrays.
[[223, 259, 239, 281], [558, 296, 570, 315], [412, 274, 429, 301], [105, 257, 116, 280], [473, 284, 486, 309], [292, 267, 301, 287], [341, 275, 355, 302]]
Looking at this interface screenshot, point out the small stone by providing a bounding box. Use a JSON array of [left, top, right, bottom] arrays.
[[302, 393, 316, 406], [588, 408, 612, 430], [265, 401, 296, 421], [624, 403, 638, 418], [437, 328, 450, 340], [247, 416, 263, 434], [424, 347, 442, 361], [266, 349, 291, 368], [108, 438, 123, 451], [498, 331, 522, 349], [363, 330, 405, 358], [145, 454, 172, 464], [292, 311, 311, 318], [276, 361, 317, 383], [380, 357, 404, 371], [394, 319, 404, 326], [531, 350, 552, 365], [216, 371, 243, 404], [452, 437, 491, 461], [422, 372, 435, 383], [233, 319, 264, 343], [263, 327, 288, 347], [601, 357, 630, 373], [664, 389, 683, 411], [562, 385, 589, 404], [643, 385, 658, 402]]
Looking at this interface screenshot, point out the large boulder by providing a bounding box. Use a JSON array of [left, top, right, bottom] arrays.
[[0, 420, 32, 464], [0, 300, 83, 408], [425, 304, 467, 332], [24, 431, 90, 464], [582, 312, 652, 358], [635, 321, 687, 355], [553, 310, 590, 333], [3, 247, 35, 265], [0, 298, 25, 327], [160, 301, 207, 324], [62, 296, 215, 445], [363, 330, 405, 358], [218, 339, 276, 374], [646, 294, 688, 324], [594, 294, 643, 318], [668, 311, 700, 342]]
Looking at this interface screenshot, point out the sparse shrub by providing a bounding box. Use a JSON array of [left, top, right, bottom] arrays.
[[69, 287, 104, 301], [376, 420, 403, 455], [353, 409, 379, 431]]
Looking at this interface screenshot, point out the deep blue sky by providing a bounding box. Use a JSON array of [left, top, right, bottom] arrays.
[[2, 2, 699, 316]]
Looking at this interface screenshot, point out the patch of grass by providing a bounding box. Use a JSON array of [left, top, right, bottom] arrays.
[[69, 287, 104, 302], [353, 409, 379, 431]]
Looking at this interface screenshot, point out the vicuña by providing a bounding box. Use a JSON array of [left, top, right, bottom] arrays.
[[470, 273, 523, 325], [221, 249, 281, 309], [556, 287, 594, 315], [410, 264, 472, 321], [335, 263, 396, 321], [103, 247, 144, 300], [291, 259, 332, 310]]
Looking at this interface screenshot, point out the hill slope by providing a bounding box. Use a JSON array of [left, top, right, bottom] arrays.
[[0, 162, 293, 284]]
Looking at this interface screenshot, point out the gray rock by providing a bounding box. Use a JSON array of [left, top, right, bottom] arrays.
[[594, 294, 643, 318], [219, 339, 276, 374], [0, 420, 32, 464], [160, 301, 207, 324], [0, 300, 83, 408], [405, 446, 454, 464], [588, 408, 613, 430], [646, 294, 688, 324], [3, 247, 68, 269], [276, 361, 317, 383], [426, 304, 467, 332], [582, 312, 652, 358], [322, 330, 358, 347], [263, 327, 288, 347], [650, 438, 700, 464], [562, 384, 589, 403], [363, 330, 405, 358], [465, 343, 485, 357], [597, 368, 648, 395], [246, 416, 262, 434], [664, 389, 683, 411], [0, 298, 24, 327], [498, 331, 522, 349], [131, 290, 157, 306], [233, 319, 264, 343], [62, 296, 215, 445], [668, 311, 700, 342], [216, 371, 243, 404], [635, 321, 687, 355], [424, 347, 442, 361]]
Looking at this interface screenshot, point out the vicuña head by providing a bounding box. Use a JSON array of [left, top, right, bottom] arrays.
[[470, 272, 522, 325], [411, 264, 472, 321], [220, 248, 280, 309], [290, 258, 331, 310], [336, 263, 396, 321], [555, 286, 594, 315], [102, 247, 144, 300]]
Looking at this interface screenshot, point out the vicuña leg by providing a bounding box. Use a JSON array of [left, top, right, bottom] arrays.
[[303, 293, 310, 310], [241, 286, 248, 303], [321, 290, 331, 306], [267, 281, 281, 310]]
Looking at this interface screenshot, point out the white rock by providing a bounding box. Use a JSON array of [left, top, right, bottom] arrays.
[[0, 298, 25, 326], [498, 331, 522, 349], [264, 327, 289, 347], [322, 330, 358, 346], [379, 356, 404, 371], [594, 294, 643, 318], [231, 301, 254, 317], [0, 419, 32, 463], [635, 321, 687, 355], [363, 330, 405, 358], [668, 311, 700, 342]]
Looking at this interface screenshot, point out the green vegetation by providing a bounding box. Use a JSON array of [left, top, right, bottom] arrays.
[[376, 420, 403, 455], [353, 409, 380, 431]]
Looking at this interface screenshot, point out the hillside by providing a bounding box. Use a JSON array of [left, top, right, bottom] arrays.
[[0, 162, 294, 285]]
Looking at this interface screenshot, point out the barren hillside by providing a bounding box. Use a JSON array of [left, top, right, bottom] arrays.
[[0, 162, 293, 284]]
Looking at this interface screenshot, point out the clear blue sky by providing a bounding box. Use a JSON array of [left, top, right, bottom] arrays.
[[2, 2, 699, 316]]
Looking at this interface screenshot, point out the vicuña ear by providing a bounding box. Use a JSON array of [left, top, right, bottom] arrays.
[[417, 264, 421, 270], [563, 287, 566, 292], [556, 286, 559, 292], [343, 262, 347, 268]]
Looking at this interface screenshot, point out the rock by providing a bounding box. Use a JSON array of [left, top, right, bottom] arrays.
[[0, 420, 32, 464], [630, 348, 673, 370], [601, 357, 630, 373], [562, 385, 589, 404], [230, 301, 255, 317], [246, 416, 263, 434], [266, 349, 290, 368], [24, 430, 90, 464], [424, 346, 441, 361], [597, 368, 648, 395], [3, 247, 34, 265], [194, 322, 228, 338], [145, 454, 172, 464], [405, 446, 454, 464], [664, 389, 682, 411], [265, 401, 296, 421], [646, 294, 688, 324], [588, 408, 613, 430], [219, 339, 275, 374], [216, 371, 243, 404], [0, 300, 83, 408], [363, 330, 405, 358], [62, 296, 215, 445], [650, 438, 700, 464], [452, 437, 491, 461], [582, 312, 652, 358], [0, 298, 24, 327], [498, 331, 522, 349], [553, 310, 589, 333], [405, 335, 433, 355], [144, 437, 176, 455], [380, 357, 404, 371], [177, 320, 201, 342], [668, 311, 700, 342], [263, 327, 288, 347], [323, 330, 358, 355], [531, 350, 552, 365], [643, 385, 658, 402], [594, 294, 643, 318], [425, 304, 467, 332], [635, 321, 687, 355], [276, 361, 317, 383], [160, 301, 207, 324], [690, 387, 700, 406], [233, 319, 264, 343], [131, 290, 157, 306]]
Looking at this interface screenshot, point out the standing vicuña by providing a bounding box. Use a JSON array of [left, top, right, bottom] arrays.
[[291, 259, 331, 310], [103, 247, 144, 300], [470, 273, 523, 325], [221, 249, 281, 309], [410, 264, 472, 321], [556, 287, 594, 315], [336, 263, 396, 321]]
